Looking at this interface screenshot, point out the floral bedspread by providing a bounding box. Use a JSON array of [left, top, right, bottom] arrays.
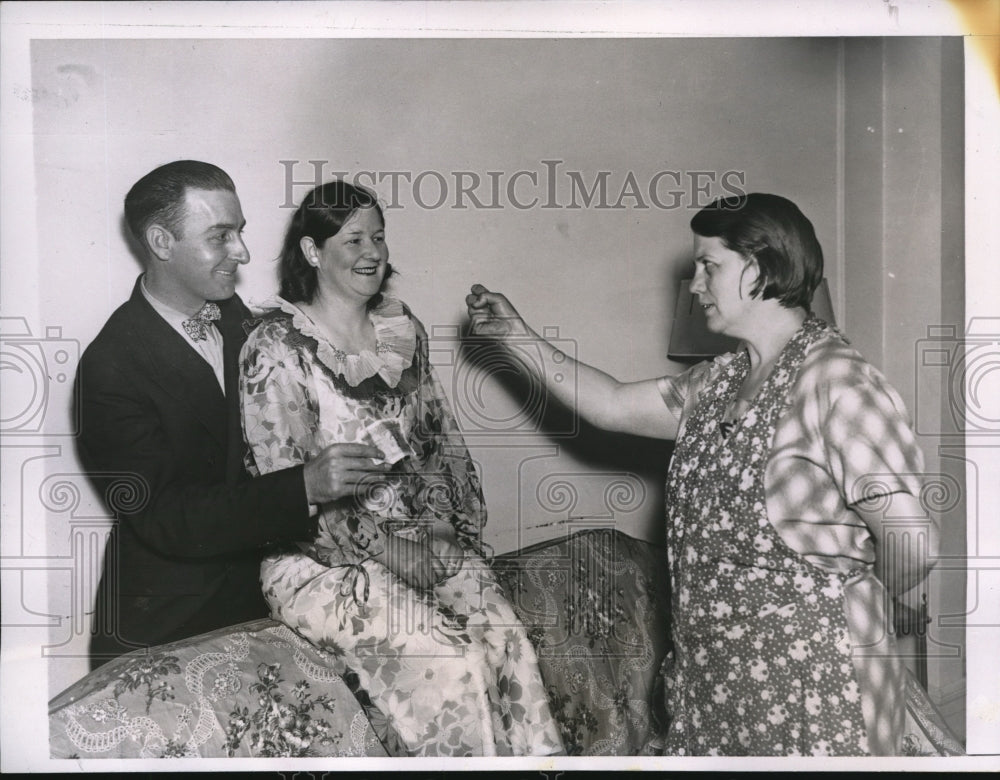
[[491, 529, 671, 755], [48, 528, 961, 759], [47, 620, 390, 759]]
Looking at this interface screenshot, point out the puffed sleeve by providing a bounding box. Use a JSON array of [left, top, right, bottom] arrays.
[[240, 319, 321, 476]]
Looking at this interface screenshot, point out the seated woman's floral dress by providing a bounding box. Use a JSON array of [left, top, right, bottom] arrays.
[[239, 296, 563, 757]]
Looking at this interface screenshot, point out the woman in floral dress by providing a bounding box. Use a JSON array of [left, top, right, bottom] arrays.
[[240, 180, 563, 757], [467, 193, 938, 756]]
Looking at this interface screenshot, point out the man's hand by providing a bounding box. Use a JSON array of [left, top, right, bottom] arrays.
[[465, 284, 531, 340], [303, 443, 390, 505]]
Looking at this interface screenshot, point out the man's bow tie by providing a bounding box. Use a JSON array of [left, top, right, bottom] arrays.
[[182, 302, 221, 341]]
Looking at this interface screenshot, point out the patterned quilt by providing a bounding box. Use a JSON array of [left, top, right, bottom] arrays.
[[48, 528, 963, 758]]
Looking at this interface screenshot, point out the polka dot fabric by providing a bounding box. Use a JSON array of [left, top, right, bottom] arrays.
[[661, 318, 876, 756]]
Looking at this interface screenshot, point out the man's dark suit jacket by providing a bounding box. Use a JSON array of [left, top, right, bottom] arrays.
[[76, 277, 317, 669]]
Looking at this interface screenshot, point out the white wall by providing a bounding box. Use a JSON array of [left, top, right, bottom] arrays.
[[29, 35, 842, 535], [19, 37, 965, 734], [840, 37, 967, 739]]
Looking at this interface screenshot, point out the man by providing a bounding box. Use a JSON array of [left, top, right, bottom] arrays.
[[77, 160, 386, 669]]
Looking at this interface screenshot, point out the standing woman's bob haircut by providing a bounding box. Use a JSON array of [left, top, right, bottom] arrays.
[[690, 193, 824, 312], [279, 180, 395, 308]]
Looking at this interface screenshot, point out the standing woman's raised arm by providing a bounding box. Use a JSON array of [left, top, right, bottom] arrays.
[[466, 284, 681, 440]]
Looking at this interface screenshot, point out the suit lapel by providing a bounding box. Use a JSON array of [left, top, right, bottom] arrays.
[[218, 295, 254, 481], [121, 279, 228, 450]]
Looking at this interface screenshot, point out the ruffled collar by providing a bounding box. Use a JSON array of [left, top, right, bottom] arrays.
[[254, 295, 417, 388]]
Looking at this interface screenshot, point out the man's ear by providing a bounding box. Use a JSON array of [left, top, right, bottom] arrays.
[[146, 224, 174, 261]]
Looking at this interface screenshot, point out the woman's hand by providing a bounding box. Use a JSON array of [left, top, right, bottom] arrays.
[[303, 443, 390, 505], [382, 534, 439, 591], [378, 530, 465, 590], [428, 528, 465, 582], [465, 284, 531, 340]]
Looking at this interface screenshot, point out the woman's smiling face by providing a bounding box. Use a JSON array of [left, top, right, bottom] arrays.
[[689, 234, 760, 339], [310, 206, 389, 304]]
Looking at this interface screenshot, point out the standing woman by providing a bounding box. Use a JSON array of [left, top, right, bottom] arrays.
[[467, 193, 937, 756], [240, 180, 563, 757]]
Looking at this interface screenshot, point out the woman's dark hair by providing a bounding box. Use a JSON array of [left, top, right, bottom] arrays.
[[124, 160, 236, 252], [279, 180, 395, 307], [690, 193, 823, 311]]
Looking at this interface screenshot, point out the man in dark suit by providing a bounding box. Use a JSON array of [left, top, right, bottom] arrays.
[[77, 160, 387, 669]]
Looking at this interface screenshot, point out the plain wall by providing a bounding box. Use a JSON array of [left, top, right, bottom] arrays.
[[841, 36, 967, 737], [19, 38, 963, 738]]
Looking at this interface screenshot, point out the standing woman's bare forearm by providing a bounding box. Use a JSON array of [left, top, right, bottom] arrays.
[[466, 284, 679, 438]]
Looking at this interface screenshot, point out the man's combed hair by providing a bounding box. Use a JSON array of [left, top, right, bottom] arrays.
[[124, 160, 236, 250], [690, 193, 824, 311]]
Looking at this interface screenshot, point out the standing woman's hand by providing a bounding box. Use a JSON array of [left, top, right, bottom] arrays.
[[466, 284, 532, 339]]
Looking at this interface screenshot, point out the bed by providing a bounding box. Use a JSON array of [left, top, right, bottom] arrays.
[[48, 528, 963, 758]]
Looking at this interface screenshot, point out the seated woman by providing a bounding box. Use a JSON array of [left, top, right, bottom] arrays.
[[239, 180, 563, 757], [467, 193, 939, 756]]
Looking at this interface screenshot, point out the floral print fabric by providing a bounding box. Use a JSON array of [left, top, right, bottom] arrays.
[[48, 530, 963, 759], [657, 322, 926, 576], [262, 549, 563, 756], [661, 317, 896, 756], [241, 296, 485, 567], [492, 529, 672, 755], [47, 620, 390, 758], [239, 296, 562, 756], [660, 318, 926, 755]]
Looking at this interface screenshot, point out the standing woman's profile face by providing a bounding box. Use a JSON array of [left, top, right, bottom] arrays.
[[689, 234, 761, 339]]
